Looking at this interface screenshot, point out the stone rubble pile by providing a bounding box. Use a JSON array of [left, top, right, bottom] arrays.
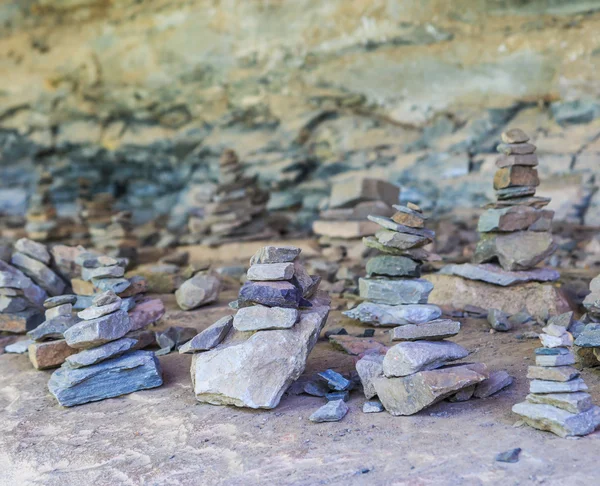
[[187, 149, 274, 246], [0, 239, 55, 333], [313, 175, 400, 258], [345, 204, 511, 415], [513, 312, 600, 437], [189, 245, 330, 409], [25, 171, 59, 242]]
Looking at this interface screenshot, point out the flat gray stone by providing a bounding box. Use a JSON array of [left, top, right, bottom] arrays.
[[233, 305, 299, 331], [27, 315, 80, 342], [175, 274, 221, 311], [192, 294, 330, 409], [65, 338, 138, 368], [11, 252, 65, 296], [15, 238, 50, 264], [64, 310, 132, 349], [367, 215, 435, 239], [91, 277, 131, 294], [343, 302, 441, 327], [0, 295, 29, 313], [477, 206, 552, 233], [440, 263, 559, 287], [5, 339, 33, 354], [156, 326, 198, 352], [536, 352, 576, 367], [526, 392, 593, 414], [247, 263, 295, 281], [82, 265, 125, 281], [178, 315, 233, 354], [473, 370, 513, 398], [488, 308, 512, 332], [250, 246, 301, 265], [574, 323, 600, 347], [383, 341, 469, 377], [358, 278, 433, 305], [512, 402, 600, 438], [48, 350, 163, 407], [375, 363, 488, 416], [45, 303, 72, 320], [309, 399, 348, 423], [391, 320, 461, 341], [77, 301, 122, 320], [127, 298, 165, 332], [530, 378, 588, 394], [375, 230, 431, 250], [366, 255, 421, 278], [75, 252, 120, 268], [356, 354, 384, 399]]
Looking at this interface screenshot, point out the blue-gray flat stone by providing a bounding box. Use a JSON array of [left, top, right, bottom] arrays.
[[318, 369, 351, 391], [574, 323, 600, 347], [309, 400, 348, 423], [44, 295, 77, 309], [343, 302, 441, 327], [440, 263, 559, 287], [27, 315, 80, 342], [358, 278, 433, 305], [65, 338, 138, 368], [11, 252, 65, 297], [179, 315, 233, 354], [48, 350, 163, 407], [64, 310, 131, 349], [238, 281, 301, 308], [367, 215, 435, 239], [91, 277, 131, 294], [15, 238, 51, 265]]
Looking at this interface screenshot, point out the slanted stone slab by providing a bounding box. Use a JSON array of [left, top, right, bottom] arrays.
[[526, 392, 593, 414], [309, 400, 348, 423], [77, 301, 122, 320], [493, 166, 539, 190], [539, 333, 573, 348], [512, 402, 600, 438], [28, 339, 77, 370], [81, 265, 125, 281], [233, 305, 299, 331], [425, 274, 571, 321], [65, 338, 138, 368], [343, 302, 441, 327], [367, 215, 435, 239], [473, 370, 513, 398], [383, 341, 469, 377], [48, 350, 163, 407], [10, 252, 65, 296], [179, 315, 233, 354], [391, 320, 460, 341], [250, 246, 301, 265], [15, 238, 50, 264], [64, 310, 132, 349], [192, 295, 330, 409], [27, 315, 79, 341], [356, 354, 384, 399], [574, 323, 600, 347], [374, 363, 488, 416], [312, 220, 380, 239], [375, 230, 431, 250], [359, 278, 433, 305], [527, 366, 579, 382]]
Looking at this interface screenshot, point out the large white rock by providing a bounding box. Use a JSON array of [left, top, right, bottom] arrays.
[[192, 293, 330, 409], [233, 305, 299, 331]]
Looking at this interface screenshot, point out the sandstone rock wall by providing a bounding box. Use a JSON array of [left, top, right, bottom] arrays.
[[1, 0, 600, 227]]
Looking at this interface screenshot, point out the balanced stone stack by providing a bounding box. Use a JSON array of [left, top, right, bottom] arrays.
[[48, 289, 163, 407], [573, 274, 600, 366], [513, 313, 600, 437], [312, 175, 400, 257], [346, 205, 512, 415], [80, 191, 116, 247], [0, 240, 51, 333], [189, 245, 330, 409], [25, 171, 59, 242], [90, 210, 138, 264], [188, 149, 273, 246], [437, 129, 564, 319]]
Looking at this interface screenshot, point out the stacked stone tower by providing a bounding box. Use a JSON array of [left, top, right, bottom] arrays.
[[25, 171, 58, 242]]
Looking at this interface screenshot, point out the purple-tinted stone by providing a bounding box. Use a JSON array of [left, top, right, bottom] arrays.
[[238, 281, 301, 308]]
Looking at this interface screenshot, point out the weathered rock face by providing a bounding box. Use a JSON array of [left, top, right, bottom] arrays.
[[192, 295, 330, 409]]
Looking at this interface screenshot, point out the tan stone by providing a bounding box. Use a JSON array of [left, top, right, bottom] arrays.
[[425, 274, 571, 321], [312, 220, 379, 239], [391, 211, 425, 228], [28, 340, 77, 370], [493, 166, 540, 190]]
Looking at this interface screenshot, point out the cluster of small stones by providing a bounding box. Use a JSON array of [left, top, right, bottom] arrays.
[[25, 172, 59, 242], [474, 129, 557, 272], [513, 312, 600, 437], [187, 245, 330, 409], [346, 205, 512, 415], [46, 251, 165, 406], [312, 175, 400, 256], [187, 149, 273, 246], [0, 238, 66, 334], [573, 274, 600, 366]]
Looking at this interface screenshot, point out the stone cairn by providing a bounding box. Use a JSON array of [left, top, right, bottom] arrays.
[[513, 312, 600, 437], [0, 238, 61, 334], [573, 274, 600, 366], [90, 210, 139, 264], [25, 171, 59, 242], [188, 149, 273, 245], [312, 175, 400, 259], [44, 251, 164, 406], [344, 204, 511, 415], [186, 245, 330, 409], [438, 128, 560, 317]]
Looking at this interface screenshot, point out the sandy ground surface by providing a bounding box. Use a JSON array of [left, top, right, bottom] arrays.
[[1, 287, 599, 486]]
